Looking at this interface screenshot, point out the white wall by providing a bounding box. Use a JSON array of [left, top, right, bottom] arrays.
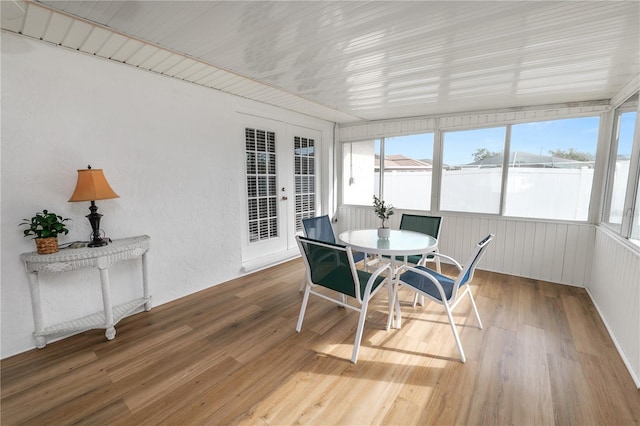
[[1, 33, 333, 358]]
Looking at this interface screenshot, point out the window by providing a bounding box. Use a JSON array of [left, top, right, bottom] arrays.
[[604, 92, 639, 246], [506, 117, 599, 221], [441, 127, 505, 214], [381, 133, 434, 210]]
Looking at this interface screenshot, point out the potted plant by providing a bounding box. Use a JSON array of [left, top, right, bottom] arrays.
[[19, 210, 70, 254], [373, 195, 394, 238]]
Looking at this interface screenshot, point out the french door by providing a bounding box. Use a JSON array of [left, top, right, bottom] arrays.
[[240, 116, 320, 267]]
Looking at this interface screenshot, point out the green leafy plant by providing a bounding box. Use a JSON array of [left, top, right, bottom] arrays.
[[19, 210, 70, 239], [372, 195, 394, 228]]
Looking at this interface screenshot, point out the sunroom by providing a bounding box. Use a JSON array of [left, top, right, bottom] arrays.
[[1, 1, 639, 423]]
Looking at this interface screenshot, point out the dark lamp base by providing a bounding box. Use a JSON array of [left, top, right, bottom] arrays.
[[88, 238, 110, 248]]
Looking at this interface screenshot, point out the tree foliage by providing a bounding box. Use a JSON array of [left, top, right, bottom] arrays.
[[473, 148, 501, 162], [549, 148, 592, 161]]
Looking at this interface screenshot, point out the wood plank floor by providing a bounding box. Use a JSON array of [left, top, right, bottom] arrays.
[[2, 259, 639, 425]]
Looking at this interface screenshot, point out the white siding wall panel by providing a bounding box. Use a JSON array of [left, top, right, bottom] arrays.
[[62, 20, 93, 50], [95, 33, 128, 59], [126, 44, 162, 67], [590, 228, 640, 387], [78, 26, 111, 54], [109, 38, 144, 63], [336, 205, 594, 286], [43, 13, 73, 44], [21, 5, 50, 39]]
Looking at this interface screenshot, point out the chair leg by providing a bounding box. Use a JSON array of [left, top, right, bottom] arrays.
[[296, 286, 311, 332], [351, 299, 370, 363], [412, 292, 422, 308], [298, 275, 306, 292], [467, 288, 483, 329], [386, 281, 396, 331], [443, 302, 466, 363]]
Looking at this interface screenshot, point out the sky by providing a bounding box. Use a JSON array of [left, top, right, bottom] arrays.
[[376, 115, 636, 165]]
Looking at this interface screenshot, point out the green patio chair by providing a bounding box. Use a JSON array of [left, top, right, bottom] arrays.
[[397, 214, 442, 270], [296, 235, 392, 363]]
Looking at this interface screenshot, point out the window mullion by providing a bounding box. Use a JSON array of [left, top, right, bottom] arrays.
[[500, 125, 511, 216], [379, 138, 385, 200], [432, 122, 443, 213]]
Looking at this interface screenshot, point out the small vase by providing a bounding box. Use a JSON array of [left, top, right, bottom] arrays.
[[35, 237, 58, 255], [377, 227, 391, 239]]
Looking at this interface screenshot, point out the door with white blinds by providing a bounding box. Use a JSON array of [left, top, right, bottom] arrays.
[[240, 117, 320, 267]]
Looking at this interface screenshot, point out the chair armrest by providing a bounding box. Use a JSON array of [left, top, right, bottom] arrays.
[[363, 263, 393, 297], [424, 252, 463, 271], [370, 262, 392, 279]]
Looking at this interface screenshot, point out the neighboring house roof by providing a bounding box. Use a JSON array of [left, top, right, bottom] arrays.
[[374, 152, 600, 171], [465, 152, 594, 169], [375, 154, 433, 171]]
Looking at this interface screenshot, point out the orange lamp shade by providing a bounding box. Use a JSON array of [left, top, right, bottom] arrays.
[[68, 168, 119, 202]]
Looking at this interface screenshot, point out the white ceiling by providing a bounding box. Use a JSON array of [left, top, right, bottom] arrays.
[[2, 1, 639, 124]]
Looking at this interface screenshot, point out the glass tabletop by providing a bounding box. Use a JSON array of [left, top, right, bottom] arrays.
[[338, 229, 437, 256]]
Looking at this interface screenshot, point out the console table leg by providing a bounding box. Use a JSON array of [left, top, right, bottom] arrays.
[[99, 268, 115, 341], [26, 271, 47, 348], [105, 326, 116, 340], [142, 252, 151, 311], [35, 336, 47, 349]]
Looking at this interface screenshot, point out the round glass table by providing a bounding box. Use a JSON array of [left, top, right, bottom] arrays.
[[338, 229, 437, 257], [338, 229, 438, 328]]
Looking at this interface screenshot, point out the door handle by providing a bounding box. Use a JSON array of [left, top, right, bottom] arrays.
[[281, 196, 288, 201]]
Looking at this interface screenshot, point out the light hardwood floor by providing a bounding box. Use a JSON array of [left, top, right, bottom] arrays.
[[2, 259, 639, 425]]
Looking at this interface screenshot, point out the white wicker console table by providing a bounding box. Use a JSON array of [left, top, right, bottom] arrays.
[[20, 235, 151, 348]]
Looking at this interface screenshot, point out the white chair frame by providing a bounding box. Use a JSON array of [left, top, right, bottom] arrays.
[[390, 234, 494, 363], [296, 236, 392, 363]]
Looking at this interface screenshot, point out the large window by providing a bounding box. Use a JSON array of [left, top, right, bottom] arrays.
[[604, 92, 639, 246], [441, 127, 505, 214], [506, 117, 599, 220], [381, 133, 434, 210]]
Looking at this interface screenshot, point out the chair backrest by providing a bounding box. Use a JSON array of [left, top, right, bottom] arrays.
[[399, 214, 442, 239], [301, 215, 336, 244], [296, 235, 360, 299], [453, 234, 495, 297]]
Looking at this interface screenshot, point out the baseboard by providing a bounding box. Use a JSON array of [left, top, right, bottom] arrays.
[[241, 248, 300, 273]]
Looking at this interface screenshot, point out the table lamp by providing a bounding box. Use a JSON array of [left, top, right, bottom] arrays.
[[68, 165, 119, 247]]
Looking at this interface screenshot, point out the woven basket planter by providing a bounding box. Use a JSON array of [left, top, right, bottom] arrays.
[[35, 237, 59, 255]]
